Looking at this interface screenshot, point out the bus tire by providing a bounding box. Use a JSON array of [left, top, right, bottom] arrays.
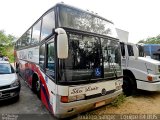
[[32, 74, 41, 99], [35, 79, 41, 99], [122, 75, 137, 96]]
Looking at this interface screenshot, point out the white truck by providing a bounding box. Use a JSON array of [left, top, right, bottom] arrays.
[[120, 42, 160, 96]]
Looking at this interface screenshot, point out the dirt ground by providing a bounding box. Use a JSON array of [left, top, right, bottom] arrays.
[[73, 90, 160, 120]]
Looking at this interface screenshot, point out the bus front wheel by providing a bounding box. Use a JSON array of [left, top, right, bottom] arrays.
[[35, 80, 41, 99], [32, 75, 41, 99]]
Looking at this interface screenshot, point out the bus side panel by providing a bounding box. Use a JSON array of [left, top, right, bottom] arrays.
[[31, 64, 54, 113], [19, 60, 27, 80], [16, 47, 56, 113], [25, 63, 34, 86], [39, 70, 57, 114]]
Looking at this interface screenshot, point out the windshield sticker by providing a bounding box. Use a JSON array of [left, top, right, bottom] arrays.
[[95, 68, 101, 77]]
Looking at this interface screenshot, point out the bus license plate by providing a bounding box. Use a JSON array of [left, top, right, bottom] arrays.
[[95, 101, 105, 108]]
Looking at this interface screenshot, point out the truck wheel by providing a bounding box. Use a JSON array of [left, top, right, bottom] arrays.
[[122, 75, 136, 96]]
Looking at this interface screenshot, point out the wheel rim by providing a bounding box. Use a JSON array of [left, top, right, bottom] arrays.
[[36, 80, 40, 92]]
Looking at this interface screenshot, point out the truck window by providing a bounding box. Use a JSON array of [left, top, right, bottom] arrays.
[[120, 43, 125, 56], [127, 45, 134, 56]]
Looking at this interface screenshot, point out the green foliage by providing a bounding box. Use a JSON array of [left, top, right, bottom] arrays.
[[138, 34, 160, 44], [5, 45, 14, 63], [138, 40, 145, 43], [110, 94, 126, 107], [0, 30, 15, 63]]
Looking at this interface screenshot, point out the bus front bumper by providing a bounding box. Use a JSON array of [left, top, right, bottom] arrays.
[[55, 89, 122, 118]]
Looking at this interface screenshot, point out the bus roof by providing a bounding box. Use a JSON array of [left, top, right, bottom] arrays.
[[16, 3, 114, 43], [55, 3, 113, 24]]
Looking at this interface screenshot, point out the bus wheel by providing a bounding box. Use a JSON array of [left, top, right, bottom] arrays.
[[35, 80, 41, 99], [122, 75, 136, 96]]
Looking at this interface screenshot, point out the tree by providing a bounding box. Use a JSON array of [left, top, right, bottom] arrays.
[[0, 30, 16, 62], [138, 40, 145, 43], [0, 31, 15, 46], [137, 35, 160, 44], [0, 30, 8, 46]]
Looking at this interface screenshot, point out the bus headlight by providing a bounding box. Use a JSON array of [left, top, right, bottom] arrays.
[[74, 94, 85, 101], [115, 79, 123, 90], [68, 96, 77, 102], [61, 94, 85, 103]]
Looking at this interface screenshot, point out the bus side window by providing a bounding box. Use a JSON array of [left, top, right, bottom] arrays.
[[46, 42, 55, 79], [41, 11, 55, 41], [31, 20, 41, 45], [39, 44, 45, 69], [21, 29, 32, 47]]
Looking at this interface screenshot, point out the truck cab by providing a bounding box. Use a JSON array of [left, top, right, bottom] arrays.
[[120, 42, 160, 96]]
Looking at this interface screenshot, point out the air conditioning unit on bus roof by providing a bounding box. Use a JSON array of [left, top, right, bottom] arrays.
[[116, 28, 129, 42]]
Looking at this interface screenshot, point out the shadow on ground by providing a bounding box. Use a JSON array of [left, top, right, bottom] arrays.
[[133, 89, 160, 98]]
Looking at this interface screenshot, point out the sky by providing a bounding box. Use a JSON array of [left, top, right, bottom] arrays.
[[0, 0, 160, 43]]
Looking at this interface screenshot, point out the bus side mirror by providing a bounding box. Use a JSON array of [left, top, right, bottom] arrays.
[[133, 45, 139, 60], [55, 28, 68, 59]]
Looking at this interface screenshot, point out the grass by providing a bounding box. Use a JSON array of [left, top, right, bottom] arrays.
[[110, 94, 126, 107]]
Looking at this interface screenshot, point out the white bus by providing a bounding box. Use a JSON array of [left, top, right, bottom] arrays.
[[14, 3, 123, 118]]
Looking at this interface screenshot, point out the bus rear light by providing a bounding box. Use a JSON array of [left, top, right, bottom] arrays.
[[61, 94, 85, 103]]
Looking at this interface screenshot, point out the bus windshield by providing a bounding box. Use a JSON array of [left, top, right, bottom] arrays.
[[59, 33, 122, 82], [58, 5, 118, 38]]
